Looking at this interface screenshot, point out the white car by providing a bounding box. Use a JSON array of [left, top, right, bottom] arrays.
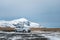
[[15, 26, 31, 32]]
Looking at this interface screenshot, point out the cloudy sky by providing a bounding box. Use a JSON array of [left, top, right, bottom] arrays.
[[0, 0, 60, 28]]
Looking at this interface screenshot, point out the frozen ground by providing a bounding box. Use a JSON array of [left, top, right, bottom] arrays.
[[33, 31, 60, 40], [43, 32, 60, 40], [0, 31, 60, 40]]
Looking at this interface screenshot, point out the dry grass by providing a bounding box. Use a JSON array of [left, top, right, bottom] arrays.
[[30, 28, 60, 32]]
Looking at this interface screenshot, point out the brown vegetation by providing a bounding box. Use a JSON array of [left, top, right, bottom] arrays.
[[0, 27, 15, 31], [0, 27, 60, 32], [30, 28, 60, 32]]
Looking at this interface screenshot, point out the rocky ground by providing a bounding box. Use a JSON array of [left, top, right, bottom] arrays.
[[0, 31, 60, 40]]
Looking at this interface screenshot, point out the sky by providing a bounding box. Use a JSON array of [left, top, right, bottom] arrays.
[[0, 0, 60, 28]]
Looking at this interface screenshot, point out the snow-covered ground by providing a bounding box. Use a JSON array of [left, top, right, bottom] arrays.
[[34, 31, 60, 40], [45, 32, 60, 40], [0, 31, 60, 40]]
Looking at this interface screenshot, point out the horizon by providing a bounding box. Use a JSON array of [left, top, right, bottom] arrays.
[[0, 17, 59, 28], [0, 0, 60, 28]]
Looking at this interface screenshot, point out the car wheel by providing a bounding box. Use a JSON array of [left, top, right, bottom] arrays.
[[28, 30, 31, 33], [23, 30, 26, 33]]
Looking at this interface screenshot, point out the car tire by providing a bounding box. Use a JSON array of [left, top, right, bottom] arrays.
[[23, 30, 26, 33], [28, 30, 31, 33]]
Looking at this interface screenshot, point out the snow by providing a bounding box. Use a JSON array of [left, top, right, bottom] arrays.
[[33, 31, 60, 40], [30, 22, 40, 28], [0, 22, 15, 28], [10, 18, 28, 24], [43, 33, 60, 40], [0, 18, 41, 28]]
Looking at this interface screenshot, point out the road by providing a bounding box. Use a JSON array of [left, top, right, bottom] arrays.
[[0, 31, 48, 40], [0, 31, 60, 40]]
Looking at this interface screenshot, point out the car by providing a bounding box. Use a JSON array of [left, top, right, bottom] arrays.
[[14, 26, 31, 33]]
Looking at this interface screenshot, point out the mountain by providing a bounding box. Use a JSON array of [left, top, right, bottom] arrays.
[[0, 18, 42, 28]]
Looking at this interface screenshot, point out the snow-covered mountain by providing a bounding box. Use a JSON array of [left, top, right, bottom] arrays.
[[0, 18, 42, 28]]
